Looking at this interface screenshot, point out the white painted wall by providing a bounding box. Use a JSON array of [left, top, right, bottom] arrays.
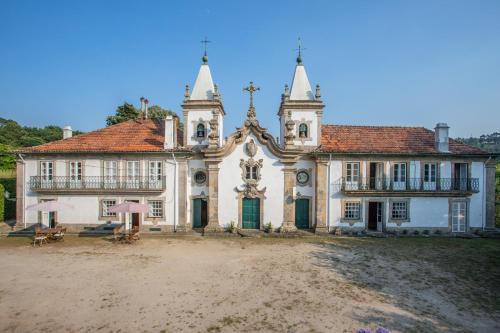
[[185, 110, 223, 147], [218, 134, 284, 228]]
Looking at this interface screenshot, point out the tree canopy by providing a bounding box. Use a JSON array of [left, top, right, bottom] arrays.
[[106, 102, 182, 127]]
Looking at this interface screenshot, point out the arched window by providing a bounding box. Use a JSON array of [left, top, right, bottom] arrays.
[[196, 123, 206, 138], [299, 123, 308, 138]]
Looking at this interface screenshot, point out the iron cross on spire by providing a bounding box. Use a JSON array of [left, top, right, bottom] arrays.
[[200, 37, 211, 63], [294, 37, 306, 64]]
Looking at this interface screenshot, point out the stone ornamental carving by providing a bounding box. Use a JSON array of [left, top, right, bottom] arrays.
[[284, 111, 296, 147], [208, 110, 219, 148], [245, 139, 257, 157]]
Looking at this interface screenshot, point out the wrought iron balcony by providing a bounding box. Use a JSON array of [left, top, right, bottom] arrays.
[[29, 176, 166, 193], [338, 177, 480, 195]]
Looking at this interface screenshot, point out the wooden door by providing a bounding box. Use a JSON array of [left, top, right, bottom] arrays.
[[193, 198, 208, 228], [295, 199, 310, 229], [242, 198, 260, 229]]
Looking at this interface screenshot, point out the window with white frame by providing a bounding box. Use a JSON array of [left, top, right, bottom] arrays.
[[40, 161, 53, 180], [101, 199, 117, 217], [393, 163, 407, 183], [69, 161, 82, 181], [424, 163, 437, 182], [148, 200, 163, 218], [127, 161, 140, 178], [346, 162, 360, 182], [149, 161, 162, 180], [391, 201, 408, 220], [344, 201, 361, 220], [104, 161, 118, 178], [245, 166, 258, 180], [451, 201, 467, 232]]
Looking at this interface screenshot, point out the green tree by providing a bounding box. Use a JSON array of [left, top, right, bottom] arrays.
[[0, 144, 16, 170], [105, 102, 182, 128]]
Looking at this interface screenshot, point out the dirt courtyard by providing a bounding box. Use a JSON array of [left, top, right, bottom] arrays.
[[0, 236, 499, 333]]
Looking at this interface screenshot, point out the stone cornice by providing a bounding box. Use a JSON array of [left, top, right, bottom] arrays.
[[277, 100, 325, 116], [182, 100, 225, 115]]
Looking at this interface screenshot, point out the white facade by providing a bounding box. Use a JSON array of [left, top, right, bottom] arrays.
[[16, 56, 494, 234]]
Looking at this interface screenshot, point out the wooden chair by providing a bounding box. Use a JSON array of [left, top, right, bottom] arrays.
[[51, 227, 66, 242], [130, 226, 140, 241], [33, 227, 48, 247], [112, 225, 124, 242]]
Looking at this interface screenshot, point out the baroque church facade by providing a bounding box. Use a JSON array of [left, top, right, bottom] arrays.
[[15, 53, 497, 234]]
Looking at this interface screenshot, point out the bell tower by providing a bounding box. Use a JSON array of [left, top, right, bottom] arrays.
[[278, 43, 324, 149], [182, 44, 224, 148]]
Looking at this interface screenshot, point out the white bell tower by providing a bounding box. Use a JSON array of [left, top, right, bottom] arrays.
[[182, 50, 224, 148], [278, 47, 324, 149]]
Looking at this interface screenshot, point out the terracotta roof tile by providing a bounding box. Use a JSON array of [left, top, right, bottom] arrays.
[[319, 125, 488, 155], [19, 119, 186, 153]]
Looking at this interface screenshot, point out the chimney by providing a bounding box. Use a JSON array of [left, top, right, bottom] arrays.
[[435, 123, 449, 152], [63, 126, 73, 139], [164, 115, 175, 149], [144, 99, 149, 119]]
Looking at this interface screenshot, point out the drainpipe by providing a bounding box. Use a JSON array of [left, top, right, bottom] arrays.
[[326, 153, 332, 231], [17, 153, 26, 229], [482, 156, 492, 231], [165, 153, 178, 232]]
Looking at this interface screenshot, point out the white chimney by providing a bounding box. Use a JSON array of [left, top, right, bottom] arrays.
[[140, 96, 145, 114], [435, 123, 449, 152], [63, 126, 73, 139], [144, 98, 149, 119], [164, 116, 175, 149]]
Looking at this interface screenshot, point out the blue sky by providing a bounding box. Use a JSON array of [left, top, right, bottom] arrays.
[[1, 0, 499, 138]]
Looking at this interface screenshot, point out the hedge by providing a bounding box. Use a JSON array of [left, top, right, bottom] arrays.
[[0, 178, 15, 220], [0, 184, 4, 222]]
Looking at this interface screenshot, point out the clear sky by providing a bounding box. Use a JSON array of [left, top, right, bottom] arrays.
[[1, 0, 499, 138]]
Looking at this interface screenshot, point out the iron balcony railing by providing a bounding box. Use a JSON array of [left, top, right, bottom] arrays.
[[338, 177, 480, 193], [29, 176, 166, 192]]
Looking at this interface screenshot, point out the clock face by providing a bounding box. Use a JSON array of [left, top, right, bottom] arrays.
[[296, 171, 309, 185]]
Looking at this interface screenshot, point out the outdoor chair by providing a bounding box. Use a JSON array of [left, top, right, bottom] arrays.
[[33, 228, 48, 247], [50, 227, 66, 242], [112, 225, 124, 242]]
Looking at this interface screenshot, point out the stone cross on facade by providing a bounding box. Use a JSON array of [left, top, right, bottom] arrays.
[[243, 81, 260, 119]]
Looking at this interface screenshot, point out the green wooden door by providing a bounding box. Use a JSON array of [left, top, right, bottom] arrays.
[[295, 198, 310, 229], [193, 199, 202, 228], [242, 198, 260, 229]]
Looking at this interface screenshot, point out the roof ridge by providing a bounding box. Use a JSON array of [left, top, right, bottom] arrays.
[[322, 124, 427, 129]]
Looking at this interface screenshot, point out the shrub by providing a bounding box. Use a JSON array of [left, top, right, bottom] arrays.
[[0, 184, 4, 222], [265, 222, 273, 233]]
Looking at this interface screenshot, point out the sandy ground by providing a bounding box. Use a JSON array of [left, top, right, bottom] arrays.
[[0, 236, 499, 333]]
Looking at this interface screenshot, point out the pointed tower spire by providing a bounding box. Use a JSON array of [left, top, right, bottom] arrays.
[[190, 38, 215, 100], [290, 38, 314, 100]]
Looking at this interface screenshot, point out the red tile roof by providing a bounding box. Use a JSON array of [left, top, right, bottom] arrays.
[[319, 125, 488, 155], [19, 119, 186, 153]]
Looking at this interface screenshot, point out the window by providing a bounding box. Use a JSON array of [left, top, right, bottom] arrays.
[[196, 123, 206, 138], [424, 163, 437, 182], [393, 163, 407, 182], [346, 162, 360, 182], [194, 171, 207, 185], [298, 123, 308, 138], [245, 166, 258, 180], [40, 161, 53, 181], [69, 161, 82, 181], [451, 201, 467, 232], [101, 199, 117, 217], [391, 201, 408, 220], [344, 202, 361, 220], [149, 161, 162, 180], [296, 170, 309, 185], [148, 200, 163, 218], [127, 161, 140, 178], [104, 161, 118, 178]]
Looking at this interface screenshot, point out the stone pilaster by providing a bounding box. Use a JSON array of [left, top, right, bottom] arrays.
[[205, 161, 222, 232], [315, 160, 329, 234], [15, 159, 24, 230], [281, 165, 297, 232], [485, 160, 497, 230], [176, 158, 188, 232]]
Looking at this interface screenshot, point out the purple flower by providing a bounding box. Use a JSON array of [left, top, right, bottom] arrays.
[[376, 327, 391, 333], [357, 329, 372, 333]]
